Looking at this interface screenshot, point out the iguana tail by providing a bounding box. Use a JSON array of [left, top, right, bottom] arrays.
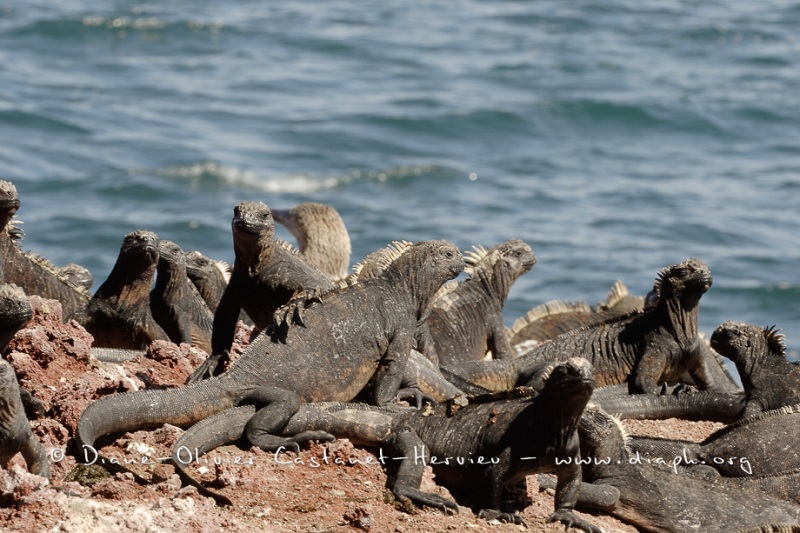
[[75, 379, 238, 457]]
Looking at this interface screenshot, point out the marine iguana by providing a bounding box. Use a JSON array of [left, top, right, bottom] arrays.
[[150, 240, 214, 353], [0, 180, 89, 320], [630, 404, 800, 482], [184, 250, 230, 314], [272, 202, 352, 282], [56, 263, 93, 292], [201, 202, 336, 377], [0, 359, 49, 478], [171, 358, 602, 532], [600, 320, 800, 423], [73, 230, 170, 350], [76, 240, 464, 462], [538, 404, 800, 533], [420, 239, 536, 366], [710, 321, 800, 417], [443, 258, 736, 395], [510, 280, 647, 353]]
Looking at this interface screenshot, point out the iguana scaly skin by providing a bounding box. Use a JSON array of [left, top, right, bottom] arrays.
[[172, 358, 602, 532], [711, 321, 800, 417], [73, 230, 170, 350], [444, 258, 732, 395], [150, 240, 214, 353], [76, 240, 464, 461], [184, 250, 230, 314], [209, 201, 336, 358], [420, 239, 536, 366], [630, 404, 800, 480], [0, 180, 89, 320], [510, 280, 646, 352], [272, 202, 352, 282], [0, 359, 49, 478], [0, 283, 33, 352], [539, 404, 800, 533]]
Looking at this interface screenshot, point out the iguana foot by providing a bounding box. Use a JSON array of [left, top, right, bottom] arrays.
[[252, 435, 302, 454], [395, 387, 436, 409], [185, 351, 230, 384], [393, 486, 458, 515], [548, 509, 604, 533], [273, 289, 323, 327], [478, 509, 527, 527], [287, 430, 335, 445]]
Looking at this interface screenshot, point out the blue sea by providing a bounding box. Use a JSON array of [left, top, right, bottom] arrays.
[[2, 1, 799, 362]]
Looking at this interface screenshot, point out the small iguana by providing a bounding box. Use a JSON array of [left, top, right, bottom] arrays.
[[73, 230, 170, 350], [710, 321, 800, 417], [420, 239, 536, 366], [630, 404, 800, 480], [171, 358, 602, 532], [200, 202, 336, 377], [539, 404, 800, 533], [0, 180, 89, 320], [0, 359, 49, 478], [443, 258, 738, 395], [76, 240, 464, 465], [272, 202, 352, 283], [150, 239, 214, 353]]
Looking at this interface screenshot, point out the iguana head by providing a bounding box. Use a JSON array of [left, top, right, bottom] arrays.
[[578, 403, 630, 467], [652, 257, 712, 309], [711, 320, 786, 371], [157, 240, 186, 271], [231, 202, 275, 264], [120, 230, 160, 265], [540, 357, 595, 399], [0, 180, 20, 231], [0, 283, 33, 340], [185, 251, 231, 284], [464, 239, 536, 289], [385, 240, 464, 312]]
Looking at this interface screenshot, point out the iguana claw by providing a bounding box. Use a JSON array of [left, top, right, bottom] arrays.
[[395, 387, 436, 409], [548, 509, 605, 533], [273, 289, 324, 328], [479, 509, 527, 527], [185, 350, 230, 384]]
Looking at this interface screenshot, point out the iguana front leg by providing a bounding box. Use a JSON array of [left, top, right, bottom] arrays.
[[388, 429, 458, 514], [371, 334, 413, 406], [630, 345, 672, 394], [537, 474, 620, 512]]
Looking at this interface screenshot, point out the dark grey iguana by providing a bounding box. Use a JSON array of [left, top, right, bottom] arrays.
[[710, 321, 800, 418], [200, 202, 336, 378], [150, 240, 214, 353], [76, 240, 464, 464], [0, 358, 49, 478], [0, 180, 89, 320], [443, 258, 738, 395], [630, 404, 800, 481], [600, 320, 800, 424], [538, 404, 800, 533], [272, 202, 352, 283], [419, 239, 536, 366], [171, 358, 602, 532], [509, 280, 648, 353], [73, 230, 170, 351], [184, 250, 230, 314]]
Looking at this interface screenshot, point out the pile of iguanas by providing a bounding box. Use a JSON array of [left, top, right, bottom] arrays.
[[1, 178, 798, 532]]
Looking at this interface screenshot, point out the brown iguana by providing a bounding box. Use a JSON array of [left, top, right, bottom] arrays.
[[197, 202, 336, 379], [76, 240, 464, 465], [510, 280, 648, 353], [0, 358, 49, 478], [171, 358, 602, 532], [538, 404, 800, 533], [442, 258, 737, 395], [150, 239, 214, 353], [272, 202, 352, 282], [0, 180, 89, 320], [419, 239, 536, 366], [73, 230, 170, 350]]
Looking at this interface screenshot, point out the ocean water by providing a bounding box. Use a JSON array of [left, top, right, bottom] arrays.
[[2, 0, 799, 363]]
